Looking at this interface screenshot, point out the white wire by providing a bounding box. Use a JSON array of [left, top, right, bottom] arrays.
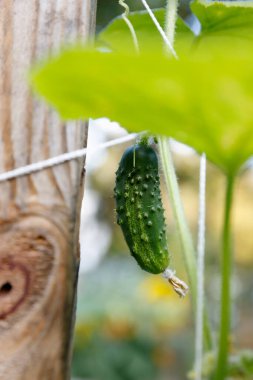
[[195, 153, 207, 380], [140, 0, 178, 59], [0, 133, 138, 182]]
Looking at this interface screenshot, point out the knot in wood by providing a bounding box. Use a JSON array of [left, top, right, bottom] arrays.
[[0, 227, 54, 323]]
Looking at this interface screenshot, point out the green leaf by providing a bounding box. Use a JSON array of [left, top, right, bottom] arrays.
[[97, 9, 194, 54], [191, 0, 253, 48], [192, 0, 253, 35], [31, 47, 253, 176]]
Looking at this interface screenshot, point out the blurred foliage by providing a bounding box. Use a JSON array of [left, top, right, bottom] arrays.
[[73, 147, 253, 379], [227, 350, 253, 379], [188, 350, 253, 379], [72, 258, 191, 380]]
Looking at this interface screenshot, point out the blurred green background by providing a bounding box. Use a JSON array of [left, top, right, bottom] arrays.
[[72, 122, 253, 380], [71, 2, 253, 380]]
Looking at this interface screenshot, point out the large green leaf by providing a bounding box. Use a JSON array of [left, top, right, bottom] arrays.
[[31, 46, 253, 176], [30, 0, 253, 175]]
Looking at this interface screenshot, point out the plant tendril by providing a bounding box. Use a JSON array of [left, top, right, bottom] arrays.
[[118, 1, 140, 52], [119, 0, 129, 17]]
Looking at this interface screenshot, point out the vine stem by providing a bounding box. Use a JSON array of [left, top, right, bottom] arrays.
[[141, 0, 177, 58], [213, 175, 235, 380], [165, 0, 179, 52]]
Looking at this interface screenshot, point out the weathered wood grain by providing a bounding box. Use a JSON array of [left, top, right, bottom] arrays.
[[0, 1, 97, 379]]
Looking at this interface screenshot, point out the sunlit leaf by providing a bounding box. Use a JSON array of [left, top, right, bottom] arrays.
[[31, 46, 253, 176]]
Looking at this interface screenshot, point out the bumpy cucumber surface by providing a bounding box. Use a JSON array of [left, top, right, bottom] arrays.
[[114, 143, 169, 274]]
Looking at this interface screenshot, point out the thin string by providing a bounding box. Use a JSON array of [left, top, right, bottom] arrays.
[[0, 132, 138, 182], [119, 0, 140, 52], [140, 0, 178, 59], [195, 153, 207, 380]]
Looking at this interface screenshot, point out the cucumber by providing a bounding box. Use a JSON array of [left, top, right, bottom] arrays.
[[114, 143, 169, 274]]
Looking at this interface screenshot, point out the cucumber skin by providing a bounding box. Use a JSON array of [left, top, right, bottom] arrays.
[[114, 144, 169, 274]]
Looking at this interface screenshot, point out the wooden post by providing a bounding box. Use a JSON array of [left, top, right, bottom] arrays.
[[0, 1, 96, 379]]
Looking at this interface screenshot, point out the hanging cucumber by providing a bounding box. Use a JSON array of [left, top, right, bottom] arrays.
[[114, 142, 169, 274]]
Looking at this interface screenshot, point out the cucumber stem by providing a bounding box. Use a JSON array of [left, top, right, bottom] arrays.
[[213, 175, 235, 380]]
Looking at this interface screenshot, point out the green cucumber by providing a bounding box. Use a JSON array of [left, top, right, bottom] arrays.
[[114, 143, 169, 274]]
